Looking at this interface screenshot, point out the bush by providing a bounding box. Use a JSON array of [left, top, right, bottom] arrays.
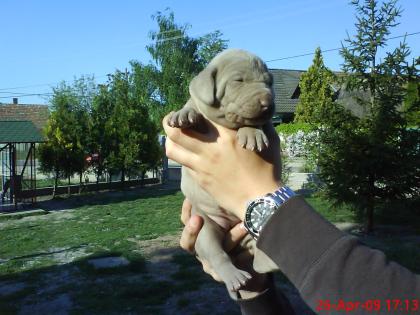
[[275, 122, 313, 135], [276, 123, 318, 158]]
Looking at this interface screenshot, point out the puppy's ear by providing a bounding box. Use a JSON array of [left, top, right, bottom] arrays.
[[189, 66, 217, 106]]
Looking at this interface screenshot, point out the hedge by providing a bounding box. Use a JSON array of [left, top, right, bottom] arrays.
[[275, 122, 313, 135]]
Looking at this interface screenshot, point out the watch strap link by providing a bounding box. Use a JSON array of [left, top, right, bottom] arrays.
[[268, 186, 296, 206]]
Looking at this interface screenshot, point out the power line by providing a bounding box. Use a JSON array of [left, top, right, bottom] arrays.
[[0, 93, 53, 99], [0, 74, 109, 92], [1, 31, 418, 95], [0, 83, 58, 92], [0, 91, 50, 95], [265, 31, 420, 63]]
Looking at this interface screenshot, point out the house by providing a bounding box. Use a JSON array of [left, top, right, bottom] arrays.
[[270, 69, 367, 123], [0, 100, 49, 132], [271, 69, 305, 123]]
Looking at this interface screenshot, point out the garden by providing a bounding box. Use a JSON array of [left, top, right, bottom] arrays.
[[0, 183, 419, 314], [1, 0, 419, 313]]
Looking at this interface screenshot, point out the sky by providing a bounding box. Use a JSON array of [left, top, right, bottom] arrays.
[[1, 0, 419, 105]]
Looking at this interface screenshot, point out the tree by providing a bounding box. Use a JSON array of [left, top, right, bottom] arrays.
[[39, 83, 85, 196], [72, 76, 97, 191], [294, 47, 336, 124], [38, 123, 67, 198], [145, 10, 227, 123], [98, 69, 162, 185], [130, 61, 162, 129], [39, 77, 95, 196], [90, 83, 114, 184], [314, 0, 420, 232], [130, 62, 163, 176], [105, 70, 135, 183], [402, 58, 420, 126]]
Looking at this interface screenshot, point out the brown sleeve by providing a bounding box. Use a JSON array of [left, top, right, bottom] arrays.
[[256, 196, 420, 315]]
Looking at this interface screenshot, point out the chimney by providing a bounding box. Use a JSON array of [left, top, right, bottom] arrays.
[[13, 98, 18, 104]]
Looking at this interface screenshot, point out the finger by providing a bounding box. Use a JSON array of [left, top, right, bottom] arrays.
[[180, 198, 192, 226], [224, 222, 248, 253], [165, 138, 198, 170], [163, 114, 210, 153], [179, 215, 204, 253]]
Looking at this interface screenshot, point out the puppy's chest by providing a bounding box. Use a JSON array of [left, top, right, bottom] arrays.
[[180, 167, 240, 230]]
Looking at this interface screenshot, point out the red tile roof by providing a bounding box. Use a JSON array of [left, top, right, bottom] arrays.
[[0, 104, 49, 131]]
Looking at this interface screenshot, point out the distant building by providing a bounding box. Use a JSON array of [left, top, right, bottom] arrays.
[[271, 69, 305, 123], [270, 69, 368, 123], [0, 101, 49, 132]]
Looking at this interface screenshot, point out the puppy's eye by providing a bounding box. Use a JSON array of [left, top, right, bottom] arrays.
[[234, 78, 243, 82]]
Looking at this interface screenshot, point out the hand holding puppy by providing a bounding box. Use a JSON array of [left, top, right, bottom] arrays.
[[164, 117, 282, 220], [179, 198, 248, 282]]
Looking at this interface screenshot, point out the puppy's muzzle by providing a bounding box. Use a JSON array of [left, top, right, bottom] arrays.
[[259, 93, 273, 112]]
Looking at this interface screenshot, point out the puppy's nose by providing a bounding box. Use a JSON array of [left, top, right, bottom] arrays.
[[259, 94, 272, 111]]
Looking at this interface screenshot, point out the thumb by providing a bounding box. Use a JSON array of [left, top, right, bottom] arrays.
[[223, 222, 248, 253]]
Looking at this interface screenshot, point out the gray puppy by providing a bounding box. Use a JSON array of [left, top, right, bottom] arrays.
[[168, 49, 278, 295]]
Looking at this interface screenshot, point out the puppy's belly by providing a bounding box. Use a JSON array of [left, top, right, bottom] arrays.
[[181, 167, 240, 230]]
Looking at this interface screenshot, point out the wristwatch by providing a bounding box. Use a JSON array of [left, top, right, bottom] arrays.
[[244, 186, 295, 239]]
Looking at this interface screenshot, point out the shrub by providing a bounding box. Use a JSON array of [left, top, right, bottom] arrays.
[[275, 122, 313, 135], [277, 123, 318, 158]]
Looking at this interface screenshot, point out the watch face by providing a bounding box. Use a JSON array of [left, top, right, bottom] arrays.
[[245, 198, 277, 235]]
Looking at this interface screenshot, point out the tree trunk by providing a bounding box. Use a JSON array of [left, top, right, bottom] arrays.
[[53, 171, 58, 198], [121, 168, 125, 189], [67, 176, 71, 196], [365, 177, 375, 233], [95, 168, 100, 191], [141, 171, 145, 187], [96, 171, 99, 185], [365, 201, 374, 234], [79, 173, 83, 194]]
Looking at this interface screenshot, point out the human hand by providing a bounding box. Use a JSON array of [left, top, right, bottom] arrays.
[[163, 115, 282, 220], [179, 198, 248, 282]]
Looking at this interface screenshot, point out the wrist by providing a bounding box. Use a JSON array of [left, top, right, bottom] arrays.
[[243, 184, 294, 240], [236, 180, 282, 221]]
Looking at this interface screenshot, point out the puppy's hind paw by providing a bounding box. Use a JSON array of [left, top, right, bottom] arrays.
[[224, 269, 252, 292]]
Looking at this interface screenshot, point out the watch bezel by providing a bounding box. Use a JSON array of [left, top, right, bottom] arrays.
[[245, 197, 279, 238]]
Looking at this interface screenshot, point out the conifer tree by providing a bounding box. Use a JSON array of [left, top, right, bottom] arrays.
[[294, 47, 335, 124], [315, 0, 419, 232]]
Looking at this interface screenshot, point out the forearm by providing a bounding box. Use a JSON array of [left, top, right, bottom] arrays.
[[256, 196, 420, 314]]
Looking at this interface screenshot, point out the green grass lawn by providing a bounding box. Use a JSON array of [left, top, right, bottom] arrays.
[[0, 187, 418, 314], [305, 195, 357, 222], [0, 186, 184, 276]]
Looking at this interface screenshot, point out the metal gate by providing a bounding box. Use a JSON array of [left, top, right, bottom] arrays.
[[0, 143, 37, 211]]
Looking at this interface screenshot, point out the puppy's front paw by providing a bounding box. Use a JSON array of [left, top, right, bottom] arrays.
[[237, 127, 269, 151], [168, 108, 201, 128]]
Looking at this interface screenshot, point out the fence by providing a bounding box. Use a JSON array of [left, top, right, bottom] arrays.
[[19, 177, 160, 198]]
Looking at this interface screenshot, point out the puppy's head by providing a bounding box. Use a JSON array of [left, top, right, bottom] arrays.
[[190, 49, 274, 128]]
